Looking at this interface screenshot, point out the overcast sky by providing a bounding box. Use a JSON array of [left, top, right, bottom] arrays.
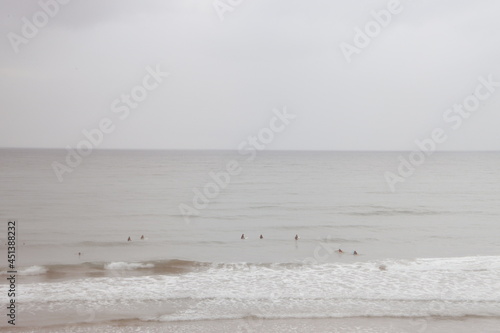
[[1, 0, 499, 150]]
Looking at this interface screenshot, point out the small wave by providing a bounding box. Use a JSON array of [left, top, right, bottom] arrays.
[[274, 224, 342, 230], [14, 266, 48, 275], [8, 259, 207, 279], [148, 313, 245, 322], [8, 256, 500, 283], [343, 209, 444, 216], [79, 241, 151, 247], [334, 204, 453, 216], [28, 241, 153, 248], [144, 312, 500, 323], [249, 205, 278, 209], [104, 262, 154, 270], [15, 255, 500, 322]]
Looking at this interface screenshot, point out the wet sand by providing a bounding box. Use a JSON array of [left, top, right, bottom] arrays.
[[7, 316, 500, 333]]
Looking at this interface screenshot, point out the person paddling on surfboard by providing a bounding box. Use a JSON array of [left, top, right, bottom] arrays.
[[338, 248, 343, 253]]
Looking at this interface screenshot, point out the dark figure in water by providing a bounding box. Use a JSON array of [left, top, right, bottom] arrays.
[[140, 235, 144, 240], [241, 234, 245, 239], [353, 251, 358, 255], [338, 249, 343, 253], [128, 237, 131, 241], [78, 252, 81, 256], [295, 234, 299, 240], [260, 234, 263, 239]]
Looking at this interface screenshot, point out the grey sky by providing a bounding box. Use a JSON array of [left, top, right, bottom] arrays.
[[1, 0, 499, 150]]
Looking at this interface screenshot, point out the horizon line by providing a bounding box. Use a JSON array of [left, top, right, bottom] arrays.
[[1, 147, 499, 153]]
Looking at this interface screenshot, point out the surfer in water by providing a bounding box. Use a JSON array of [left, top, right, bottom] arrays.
[[260, 234, 263, 239], [241, 234, 246, 239], [140, 235, 144, 240], [295, 234, 299, 240], [127, 236, 131, 242], [353, 250, 358, 255], [338, 248, 343, 253]]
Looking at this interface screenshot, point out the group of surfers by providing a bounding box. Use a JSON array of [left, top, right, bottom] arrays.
[[240, 233, 358, 255]]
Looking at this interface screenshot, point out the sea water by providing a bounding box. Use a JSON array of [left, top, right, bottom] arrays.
[[0, 149, 499, 332]]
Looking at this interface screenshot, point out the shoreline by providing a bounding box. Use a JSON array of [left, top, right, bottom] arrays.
[[7, 316, 500, 333]]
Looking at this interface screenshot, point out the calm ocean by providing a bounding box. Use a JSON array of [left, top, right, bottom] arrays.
[[1, 149, 499, 332]]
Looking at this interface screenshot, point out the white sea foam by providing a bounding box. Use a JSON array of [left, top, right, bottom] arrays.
[[17, 256, 500, 321], [104, 262, 154, 270], [1, 265, 48, 276], [17, 266, 48, 275]]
